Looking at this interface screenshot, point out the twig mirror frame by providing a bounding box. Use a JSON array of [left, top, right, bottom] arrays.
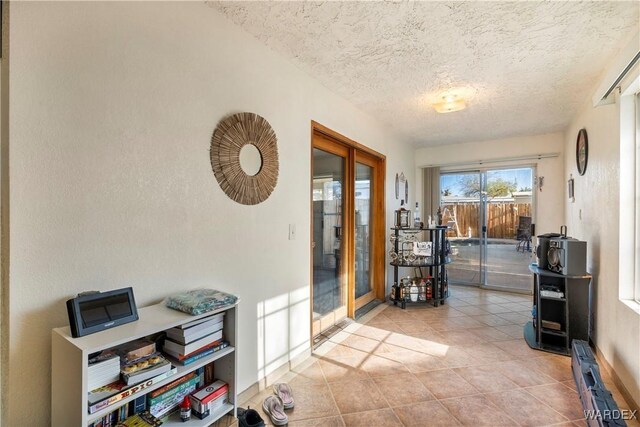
[[210, 112, 279, 205]]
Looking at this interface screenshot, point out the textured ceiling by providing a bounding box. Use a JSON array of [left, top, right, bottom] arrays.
[[210, 1, 639, 146]]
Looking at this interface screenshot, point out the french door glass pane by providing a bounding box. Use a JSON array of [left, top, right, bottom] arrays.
[[355, 163, 373, 299], [312, 149, 347, 322]]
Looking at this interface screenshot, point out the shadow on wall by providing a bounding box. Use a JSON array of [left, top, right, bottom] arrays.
[[256, 286, 310, 381]]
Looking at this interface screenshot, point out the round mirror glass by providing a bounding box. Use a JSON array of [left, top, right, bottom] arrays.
[[239, 144, 263, 176]]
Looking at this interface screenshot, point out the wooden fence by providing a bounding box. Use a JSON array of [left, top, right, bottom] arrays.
[[441, 202, 532, 239]]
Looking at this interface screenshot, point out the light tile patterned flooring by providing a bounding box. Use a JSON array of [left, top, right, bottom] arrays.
[[240, 286, 639, 427]]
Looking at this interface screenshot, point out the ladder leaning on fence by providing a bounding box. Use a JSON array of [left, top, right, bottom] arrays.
[[441, 206, 461, 237]]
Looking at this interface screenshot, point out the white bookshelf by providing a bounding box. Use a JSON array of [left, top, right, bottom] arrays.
[[51, 300, 239, 426]]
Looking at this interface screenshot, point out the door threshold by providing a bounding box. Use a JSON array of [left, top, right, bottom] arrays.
[[355, 299, 382, 320], [312, 318, 354, 350]]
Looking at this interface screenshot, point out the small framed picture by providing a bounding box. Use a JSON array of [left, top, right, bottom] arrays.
[[568, 177, 575, 202]]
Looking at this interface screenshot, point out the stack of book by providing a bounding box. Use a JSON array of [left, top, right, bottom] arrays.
[[88, 366, 206, 425], [189, 380, 229, 420], [163, 312, 228, 364], [147, 372, 200, 419], [88, 351, 121, 391], [87, 367, 177, 414]]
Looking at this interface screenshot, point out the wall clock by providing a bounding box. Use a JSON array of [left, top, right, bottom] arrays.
[[210, 112, 279, 205], [576, 128, 588, 176]]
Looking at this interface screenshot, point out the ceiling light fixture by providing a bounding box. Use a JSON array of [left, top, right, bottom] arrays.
[[433, 94, 466, 113]]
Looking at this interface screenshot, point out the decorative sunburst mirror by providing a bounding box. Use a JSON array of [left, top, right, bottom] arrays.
[[210, 113, 279, 205]]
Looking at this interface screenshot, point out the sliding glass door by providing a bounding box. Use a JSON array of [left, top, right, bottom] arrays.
[[441, 167, 535, 292], [483, 168, 534, 292], [440, 171, 483, 285]]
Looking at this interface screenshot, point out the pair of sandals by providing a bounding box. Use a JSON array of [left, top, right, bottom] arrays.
[[262, 383, 294, 426]]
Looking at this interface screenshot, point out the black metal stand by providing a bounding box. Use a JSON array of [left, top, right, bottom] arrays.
[[390, 227, 450, 308]]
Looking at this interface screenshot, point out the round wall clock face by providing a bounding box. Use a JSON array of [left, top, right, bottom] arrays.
[[576, 128, 588, 176]]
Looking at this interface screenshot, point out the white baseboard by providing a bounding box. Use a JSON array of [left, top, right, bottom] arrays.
[[594, 344, 639, 413], [237, 348, 312, 406], [236, 302, 388, 406]]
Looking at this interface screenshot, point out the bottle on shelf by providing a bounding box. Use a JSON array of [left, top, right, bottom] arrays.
[[398, 281, 405, 301], [390, 283, 399, 301], [395, 201, 412, 228], [180, 395, 191, 422], [410, 280, 418, 302], [414, 202, 421, 228], [418, 278, 427, 301], [426, 278, 433, 299]]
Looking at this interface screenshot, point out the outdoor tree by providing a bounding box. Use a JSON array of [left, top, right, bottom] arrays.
[[442, 188, 451, 196], [519, 186, 532, 192], [459, 175, 517, 199]]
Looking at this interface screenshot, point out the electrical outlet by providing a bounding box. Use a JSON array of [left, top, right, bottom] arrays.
[[289, 224, 296, 240]]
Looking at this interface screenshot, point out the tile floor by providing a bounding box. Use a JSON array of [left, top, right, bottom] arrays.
[[239, 286, 639, 427]]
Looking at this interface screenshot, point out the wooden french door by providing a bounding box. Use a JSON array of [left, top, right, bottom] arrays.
[[354, 152, 380, 310], [311, 138, 349, 336], [311, 122, 385, 337]]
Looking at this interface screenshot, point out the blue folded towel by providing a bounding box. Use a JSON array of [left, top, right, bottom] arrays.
[[164, 289, 238, 315]]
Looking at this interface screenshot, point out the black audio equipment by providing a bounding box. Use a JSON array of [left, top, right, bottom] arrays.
[[547, 238, 587, 276], [66, 287, 138, 338], [536, 232, 562, 269]]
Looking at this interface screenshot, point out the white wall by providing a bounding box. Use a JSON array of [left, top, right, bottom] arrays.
[[563, 91, 640, 406], [413, 133, 565, 236], [4, 2, 415, 425], [386, 152, 416, 291]]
